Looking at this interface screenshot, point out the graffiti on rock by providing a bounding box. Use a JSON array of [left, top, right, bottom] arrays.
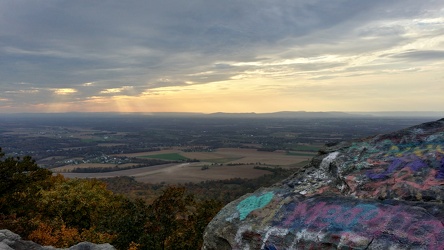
[[334, 140, 444, 200], [236, 192, 274, 220], [365, 156, 428, 180], [437, 157, 444, 179], [233, 196, 444, 249], [280, 198, 444, 247], [203, 120, 444, 250]]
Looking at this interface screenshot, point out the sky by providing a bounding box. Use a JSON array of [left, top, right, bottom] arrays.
[[1, 0, 443, 113]]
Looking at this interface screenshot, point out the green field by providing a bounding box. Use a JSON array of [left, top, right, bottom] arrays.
[[286, 151, 317, 157], [140, 153, 189, 161]]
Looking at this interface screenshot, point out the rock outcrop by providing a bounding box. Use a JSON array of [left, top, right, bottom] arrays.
[[203, 118, 444, 249], [0, 229, 115, 250]]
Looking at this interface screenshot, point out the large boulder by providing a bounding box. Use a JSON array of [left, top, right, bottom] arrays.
[[0, 229, 115, 250], [0, 229, 42, 250], [203, 118, 444, 249]]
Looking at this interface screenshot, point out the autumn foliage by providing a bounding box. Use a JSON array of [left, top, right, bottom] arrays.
[[0, 148, 223, 249]]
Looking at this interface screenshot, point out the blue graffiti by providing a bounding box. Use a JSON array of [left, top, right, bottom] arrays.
[[237, 192, 274, 220], [263, 241, 277, 250]]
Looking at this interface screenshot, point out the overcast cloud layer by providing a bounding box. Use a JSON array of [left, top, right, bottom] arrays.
[[1, 0, 443, 113]]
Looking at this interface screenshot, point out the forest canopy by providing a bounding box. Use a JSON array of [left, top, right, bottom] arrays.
[[0, 148, 223, 249]]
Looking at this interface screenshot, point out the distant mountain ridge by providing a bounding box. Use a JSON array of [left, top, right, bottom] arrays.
[[208, 111, 360, 118], [1, 111, 443, 119]]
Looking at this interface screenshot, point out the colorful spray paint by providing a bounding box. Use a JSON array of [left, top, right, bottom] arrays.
[[203, 119, 444, 250]]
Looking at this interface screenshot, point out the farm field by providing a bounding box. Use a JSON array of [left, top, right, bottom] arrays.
[[117, 147, 315, 166], [135, 164, 273, 184], [200, 148, 314, 165], [58, 147, 313, 183], [114, 149, 181, 157], [52, 163, 139, 172], [59, 162, 274, 184], [140, 153, 189, 161]]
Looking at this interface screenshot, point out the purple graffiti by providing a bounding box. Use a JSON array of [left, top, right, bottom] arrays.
[[366, 158, 404, 180], [408, 158, 427, 171], [436, 157, 444, 179], [366, 156, 427, 180]]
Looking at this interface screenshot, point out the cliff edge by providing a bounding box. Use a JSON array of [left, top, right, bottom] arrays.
[[203, 118, 444, 249]]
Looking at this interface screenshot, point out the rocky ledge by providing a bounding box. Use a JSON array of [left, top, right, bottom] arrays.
[[203, 118, 444, 249], [0, 229, 115, 250]]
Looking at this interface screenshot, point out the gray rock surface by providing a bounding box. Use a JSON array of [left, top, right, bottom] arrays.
[[0, 230, 42, 250], [203, 118, 444, 249], [65, 242, 115, 250], [0, 230, 115, 250]]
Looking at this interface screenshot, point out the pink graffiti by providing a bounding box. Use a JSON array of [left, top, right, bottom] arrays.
[[360, 167, 444, 198], [282, 199, 444, 249]]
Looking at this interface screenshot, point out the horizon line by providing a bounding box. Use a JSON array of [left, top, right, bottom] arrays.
[[1, 110, 443, 116]]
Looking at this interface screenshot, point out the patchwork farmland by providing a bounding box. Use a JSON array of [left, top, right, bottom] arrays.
[[59, 147, 314, 183], [1, 113, 432, 184]]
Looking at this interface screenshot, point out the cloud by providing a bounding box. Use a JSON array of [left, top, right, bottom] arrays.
[[100, 86, 134, 95], [0, 0, 443, 112], [389, 50, 444, 61], [53, 88, 78, 95], [82, 82, 95, 86]]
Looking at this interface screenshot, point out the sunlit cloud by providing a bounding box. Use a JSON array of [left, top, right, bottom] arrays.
[[5, 89, 40, 94], [53, 88, 77, 95], [82, 82, 95, 86], [100, 86, 134, 94], [187, 71, 216, 77], [100, 88, 124, 94]]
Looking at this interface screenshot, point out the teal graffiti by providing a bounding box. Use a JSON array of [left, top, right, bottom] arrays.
[[237, 192, 274, 220]]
